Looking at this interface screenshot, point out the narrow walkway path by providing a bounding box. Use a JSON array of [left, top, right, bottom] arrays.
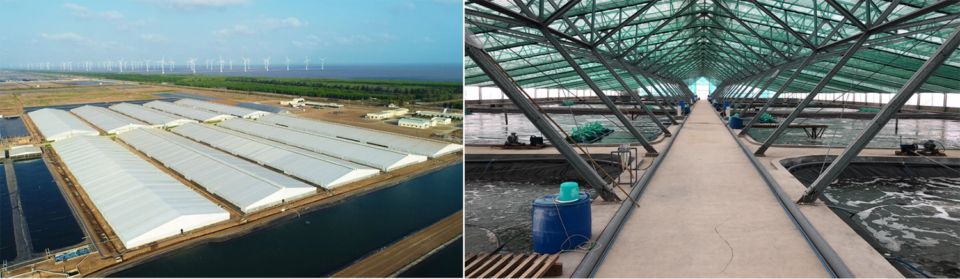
[[4, 159, 34, 264], [594, 103, 831, 277]]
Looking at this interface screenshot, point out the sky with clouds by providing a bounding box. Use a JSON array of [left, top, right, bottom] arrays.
[[0, 0, 463, 66]]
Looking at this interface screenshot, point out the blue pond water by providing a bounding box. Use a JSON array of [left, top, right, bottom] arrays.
[[0, 166, 14, 262], [14, 159, 85, 253], [111, 163, 464, 277]]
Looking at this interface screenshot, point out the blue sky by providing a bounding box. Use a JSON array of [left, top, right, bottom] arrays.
[[0, 0, 463, 66]]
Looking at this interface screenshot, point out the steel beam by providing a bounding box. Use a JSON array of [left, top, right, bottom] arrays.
[[799, 25, 960, 203], [620, 61, 680, 125], [543, 0, 580, 25], [825, 0, 868, 32], [592, 48, 673, 135], [618, 1, 698, 59], [739, 53, 818, 136], [714, 1, 788, 60], [738, 68, 784, 115], [466, 41, 620, 201], [592, 0, 660, 47], [755, 34, 871, 155], [745, 0, 817, 50], [539, 26, 659, 155]]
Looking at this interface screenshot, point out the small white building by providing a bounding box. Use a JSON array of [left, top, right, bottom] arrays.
[[398, 118, 431, 129], [387, 108, 409, 116], [416, 110, 462, 120], [431, 117, 452, 125], [365, 111, 395, 119]]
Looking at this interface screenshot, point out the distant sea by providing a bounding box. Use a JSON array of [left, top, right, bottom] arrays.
[[25, 64, 463, 83]]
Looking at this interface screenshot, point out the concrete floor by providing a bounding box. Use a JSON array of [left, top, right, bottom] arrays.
[[592, 103, 833, 277]]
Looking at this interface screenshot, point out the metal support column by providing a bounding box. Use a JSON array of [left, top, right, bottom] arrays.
[[591, 48, 673, 136], [798, 26, 960, 203], [755, 34, 871, 156], [539, 26, 659, 155], [621, 64, 679, 125], [739, 54, 818, 136], [466, 41, 621, 202], [737, 68, 784, 116]]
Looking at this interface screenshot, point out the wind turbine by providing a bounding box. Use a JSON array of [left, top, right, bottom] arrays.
[[304, 56, 310, 70], [285, 56, 291, 71], [117, 59, 124, 73], [159, 56, 166, 74], [320, 57, 326, 70], [188, 58, 197, 73], [241, 56, 248, 72], [218, 55, 225, 72], [229, 58, 233, 70], [169, 59, 175, 71], [144, 59, 151, 72], [263, 57, 270, 71]]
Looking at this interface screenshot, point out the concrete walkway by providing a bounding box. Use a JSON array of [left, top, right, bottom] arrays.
[[4, 159, 35, 264], [594, 102, 832, 277]]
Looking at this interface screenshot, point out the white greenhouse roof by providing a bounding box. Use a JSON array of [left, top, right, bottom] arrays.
[[175, 99, 269, 119], [217, 119, 427, 171], [172, 123, 380, 189], [118, 128, 316, 213], [71, 105, 150, 134], [144, 101, 236, 123], [27, 108, 100, 141], [51, 136, 228, 249], [110, 103, 199, 127], [258, 114, 463, 158]]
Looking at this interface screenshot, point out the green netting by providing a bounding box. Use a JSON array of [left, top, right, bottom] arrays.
[[859, 107, 881, 113], [568, 121, 614, 143], [465, 0, 960, 93]]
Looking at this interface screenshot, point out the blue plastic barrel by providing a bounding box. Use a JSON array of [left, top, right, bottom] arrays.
[[723, 101, 730, 110], [729, 117, 743, 129], [678, 101, 685, 109], [532, 193, 591, 254]]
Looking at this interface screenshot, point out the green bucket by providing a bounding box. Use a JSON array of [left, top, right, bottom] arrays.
[[558, 182, 580, 203]]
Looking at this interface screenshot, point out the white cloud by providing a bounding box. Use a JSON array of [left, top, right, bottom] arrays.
[[140, 33, 169, 42], [41, 32, 85, 41], [116, 19, 151, 31], [39, 32, 120, 50], [98, 10, 123, 20], [62, 3, 90, 18], [146, 0, 248, 12], [292, 34, 326, 49], [212, 16, 305, 37], [333, 33, 398, 46]]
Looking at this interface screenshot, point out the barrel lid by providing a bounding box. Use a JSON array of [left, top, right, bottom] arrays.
[[532, 193, 590, 207]]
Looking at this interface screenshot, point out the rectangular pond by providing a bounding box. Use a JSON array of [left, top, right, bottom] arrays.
[[14, 159, 85, 253], [0, 165, 14, 262], [746, 118, 960, 149]]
